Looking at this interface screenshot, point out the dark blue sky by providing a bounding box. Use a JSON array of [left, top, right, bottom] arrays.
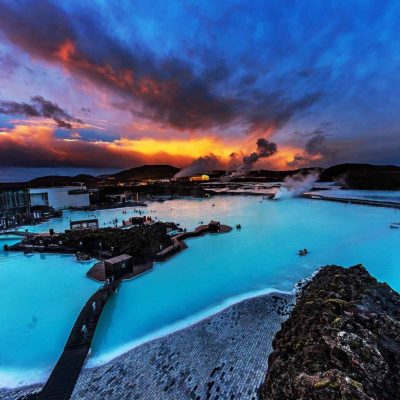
[[0, 0, 399, 179]]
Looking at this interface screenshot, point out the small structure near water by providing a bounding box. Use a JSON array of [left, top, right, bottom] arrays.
[[189, 174, 210, 182], [209, 220, 221, 232], [70, 218, 99, 230], [104, 254, 133, 278]]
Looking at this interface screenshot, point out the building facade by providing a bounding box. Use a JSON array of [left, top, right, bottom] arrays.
[[0, 186, 31, 229], [29, 186, 90, 209]]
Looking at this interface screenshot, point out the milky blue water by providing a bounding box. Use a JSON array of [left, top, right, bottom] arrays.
[[1, 196, 400, 387], [0, 239, 98, 387]]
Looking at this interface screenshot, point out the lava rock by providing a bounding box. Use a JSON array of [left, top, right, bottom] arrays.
[[260, 264, 400, 400]]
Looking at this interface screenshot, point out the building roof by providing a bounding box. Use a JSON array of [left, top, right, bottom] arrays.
[[0, 183, 28, 190], [105, 254, 132, 264]]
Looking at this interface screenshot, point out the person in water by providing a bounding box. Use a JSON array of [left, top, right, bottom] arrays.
[[298, 248, 309, 256]]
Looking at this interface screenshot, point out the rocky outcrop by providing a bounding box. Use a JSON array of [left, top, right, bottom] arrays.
[[261, 265, 400, 400], [13, 222, 179, 261]]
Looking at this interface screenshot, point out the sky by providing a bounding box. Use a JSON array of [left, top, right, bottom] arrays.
[[0, 0, 399, 180]]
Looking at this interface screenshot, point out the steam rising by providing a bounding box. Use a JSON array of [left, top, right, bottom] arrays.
[[173, 154, 222, 178], [228, 138, 277, 179], [174, 137, 277, 179], [274, 171, 319, 199]]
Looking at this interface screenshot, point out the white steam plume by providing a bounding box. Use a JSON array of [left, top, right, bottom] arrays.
[[225, 138, 278, 180], [173, 154, 222, 178], [274, 171, 319, 199]]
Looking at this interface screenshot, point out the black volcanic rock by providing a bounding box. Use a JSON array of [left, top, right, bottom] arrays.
[[135, 182, 209, 197], [319, 163, 400, 189], [232, 167, 321, 182], [111, 164, 180, 181], [22, 222, 178, 260], [261, 265, 400, 400]]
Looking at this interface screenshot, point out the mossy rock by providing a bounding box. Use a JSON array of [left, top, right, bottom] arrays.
[[324, 298, 350, 309], [350, 379, 363, 391], [332, 317, 342, 327], [349, 339, 362, 349], [313, 378, 331, 389]]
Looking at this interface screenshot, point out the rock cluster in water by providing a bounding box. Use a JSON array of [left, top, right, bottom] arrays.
[[14, 222, 179, 261], [261, 264, 400, 400]]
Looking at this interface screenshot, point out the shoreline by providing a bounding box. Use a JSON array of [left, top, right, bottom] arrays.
[[2, 191, 399, 238], [0, 289, 294, 398], [302, 193, 400, 209], [86, 286, 292, 367]]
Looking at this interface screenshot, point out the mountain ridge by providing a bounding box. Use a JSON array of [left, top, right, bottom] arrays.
[[1, 163, 399, 188]]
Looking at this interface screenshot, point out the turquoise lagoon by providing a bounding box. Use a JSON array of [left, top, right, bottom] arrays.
[[311, 189, 400, 203], [1, 195, 400, 386], [0, 238, 98, 387]]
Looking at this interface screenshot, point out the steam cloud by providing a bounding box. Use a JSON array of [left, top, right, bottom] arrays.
[[0, 96, 82, 128], [287, 129, 336, 168], [228, 138, 278, 179], [174, 138, 277, 179], [274, 171, 319, 199], [173, 154, 223, 178]]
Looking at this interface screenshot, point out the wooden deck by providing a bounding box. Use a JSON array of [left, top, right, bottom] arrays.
[[33, 280, 119, 400], [87, 223, 232, 280], [87, 260, 153, 282]]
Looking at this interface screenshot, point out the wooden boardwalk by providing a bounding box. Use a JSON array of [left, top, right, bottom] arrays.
[[20, 222, 232, 399], [31, 280, 119, 400], [302, 193, 400, 209], [87, 260, 153, 282]]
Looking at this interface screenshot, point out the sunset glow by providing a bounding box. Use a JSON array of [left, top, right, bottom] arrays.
[[0, 0, 399, 179]]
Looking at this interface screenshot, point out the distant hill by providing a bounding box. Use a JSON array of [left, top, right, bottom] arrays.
[[247, 167, 321, 181], [319, 163, 400, 189], [319, 163, 400, 181], [24, 165, 181, 186], [2, 163, 399, 190], [27, 174, 97, 187], [111, 165, 180, 181], [229, 164, 400, 189]]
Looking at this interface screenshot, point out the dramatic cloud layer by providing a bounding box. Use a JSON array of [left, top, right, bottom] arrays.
[[0, 0, 320, 134], [0, 96, 82, 128], [0, 0, 399, 178], [0, 124, 195, 168]]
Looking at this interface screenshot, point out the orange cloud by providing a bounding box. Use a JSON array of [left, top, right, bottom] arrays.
[[0, 124, 227, 168], [115, 136, 237, 159], [54, 40, 175, 104], [0, 122, 303, 171]]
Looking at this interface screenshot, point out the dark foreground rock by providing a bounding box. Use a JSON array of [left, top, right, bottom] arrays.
[[261, 265, 400, 400]]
